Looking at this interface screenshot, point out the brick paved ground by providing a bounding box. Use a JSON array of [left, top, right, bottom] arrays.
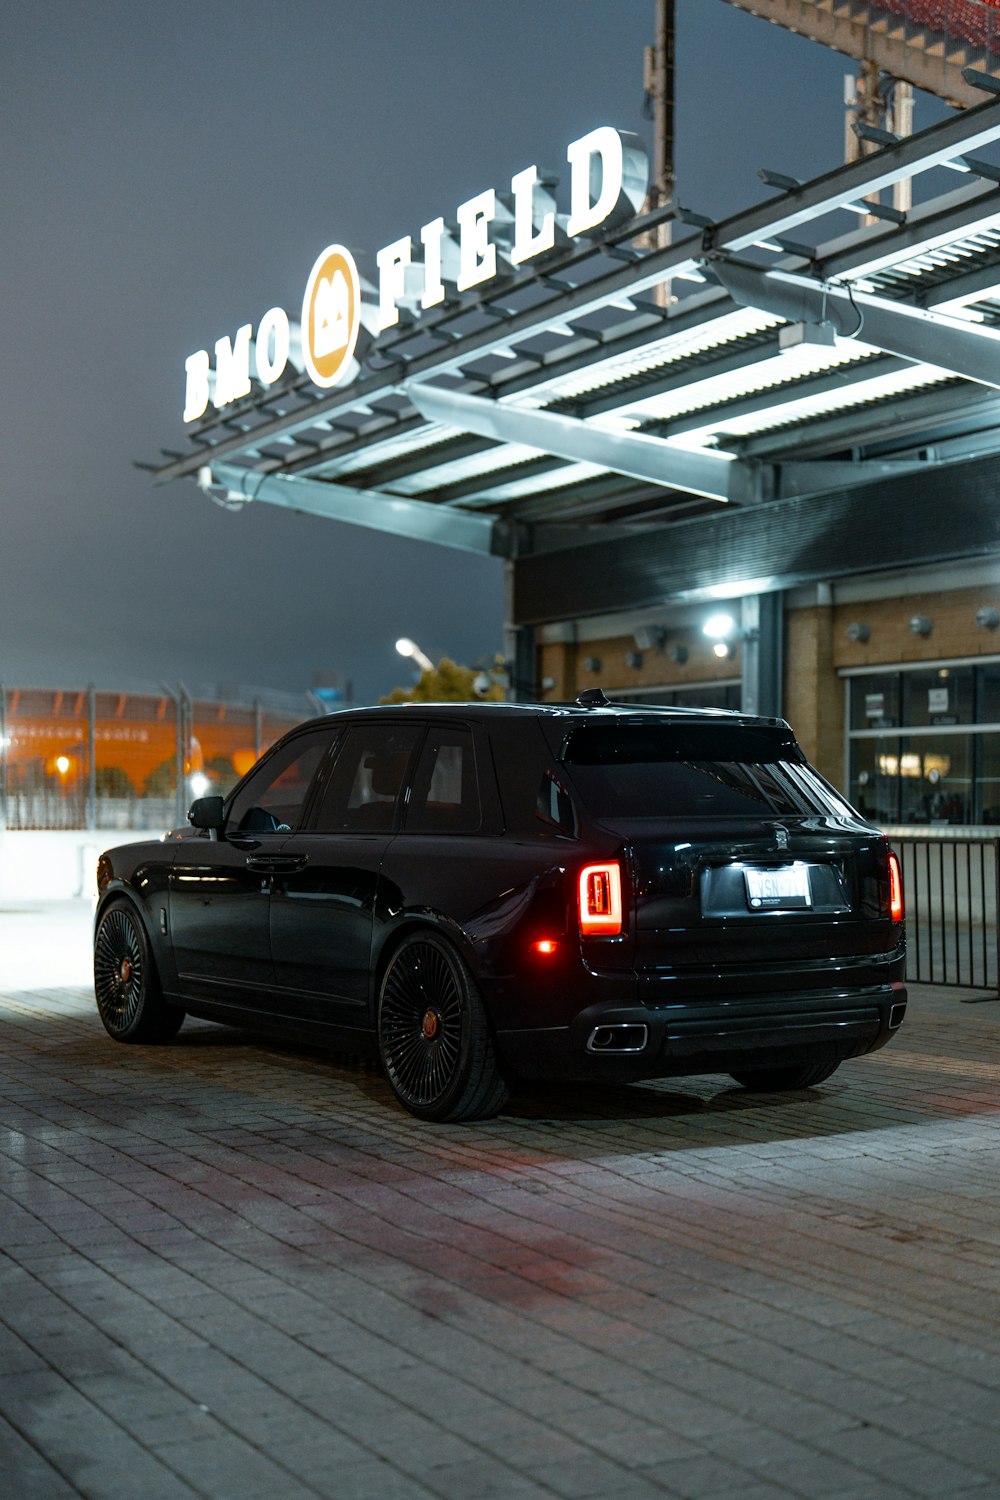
[[1, 901, 999, 1500]]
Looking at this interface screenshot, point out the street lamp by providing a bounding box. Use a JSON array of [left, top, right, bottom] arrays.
[[395, 637, 434, 674]]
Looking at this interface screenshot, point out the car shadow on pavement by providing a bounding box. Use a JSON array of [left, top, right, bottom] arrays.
[[1, 986, 977, 1153]]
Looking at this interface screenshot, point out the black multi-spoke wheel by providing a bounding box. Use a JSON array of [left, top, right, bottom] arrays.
[[377, 933, 508, 1122], [94, 901, 184, 1044], [730, 1060, 840, 1091]]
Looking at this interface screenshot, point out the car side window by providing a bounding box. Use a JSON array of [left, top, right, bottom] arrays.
[[226, 735, 329, 835], [536, 770, 577, 837], [312, 724, 421, 832], [404, 726, 481, 834]]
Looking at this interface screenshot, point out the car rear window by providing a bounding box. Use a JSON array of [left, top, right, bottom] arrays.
[[559, 723, 851, 819]]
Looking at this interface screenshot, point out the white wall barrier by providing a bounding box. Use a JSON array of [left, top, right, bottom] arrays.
[[0, 829, 167, 902]]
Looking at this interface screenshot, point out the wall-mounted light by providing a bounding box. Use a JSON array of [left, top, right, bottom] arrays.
[[846, 622, 870, 643], [909, 615, 933, 637], [703, 612, 737, 642], [632, 625, 666, 652], [976, 607, 1000, 630], [582, 655, 602, 674], [668, 645, 688, 664], [625, 651, 644, 670], [702, 611, 740, 660]]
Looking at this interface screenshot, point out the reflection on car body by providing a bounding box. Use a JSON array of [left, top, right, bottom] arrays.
[[93, 696, 906, 1122]]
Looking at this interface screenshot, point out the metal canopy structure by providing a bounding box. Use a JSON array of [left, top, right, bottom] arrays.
[[155, 90, 1000, 697]]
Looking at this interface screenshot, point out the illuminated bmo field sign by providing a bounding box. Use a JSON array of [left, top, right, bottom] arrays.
[[182, 126, 648, 422]]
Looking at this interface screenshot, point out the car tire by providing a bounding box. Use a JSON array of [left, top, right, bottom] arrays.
[[730, 1060, 840, 1091], [94, 901, 184, 1044], [377, 932, 509, 1122]]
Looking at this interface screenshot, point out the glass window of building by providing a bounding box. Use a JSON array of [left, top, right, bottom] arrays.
[[845, 660, 1000, 826]]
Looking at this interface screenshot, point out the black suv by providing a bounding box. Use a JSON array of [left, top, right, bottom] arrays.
[[94, 698, 906, 1121]]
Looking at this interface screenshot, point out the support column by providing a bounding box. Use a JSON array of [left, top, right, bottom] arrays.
[[505, 559, 537, 702], [741, 591, 783, 719], [505, 540, 540, 703], [783, 585, 844, 787], [86, 684, 97, 831]]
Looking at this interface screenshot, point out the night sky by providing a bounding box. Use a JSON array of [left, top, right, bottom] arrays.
[[3, 1, 947, 706]]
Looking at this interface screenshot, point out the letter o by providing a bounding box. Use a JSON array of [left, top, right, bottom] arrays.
[[255, 307, 290, 386]]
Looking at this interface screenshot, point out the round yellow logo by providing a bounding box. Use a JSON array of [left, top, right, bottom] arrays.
[[302, 244, 361, 388]]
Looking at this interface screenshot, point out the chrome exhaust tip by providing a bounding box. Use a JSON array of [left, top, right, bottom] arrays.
[[586, 1023, 649, 1054]]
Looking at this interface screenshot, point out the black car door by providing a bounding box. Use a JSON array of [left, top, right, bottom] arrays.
[[267, 721, 423, 1028], [377, 718, 507, 938], [168, 729, 331, 1010]]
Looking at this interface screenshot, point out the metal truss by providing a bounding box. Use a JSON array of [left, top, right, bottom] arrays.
[[155, 92, 1000, 549]]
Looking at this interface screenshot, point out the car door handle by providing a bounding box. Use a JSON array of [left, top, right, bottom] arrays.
[[245, 855, 309, 873]]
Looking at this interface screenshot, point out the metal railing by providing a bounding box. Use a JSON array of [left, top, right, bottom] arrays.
[[889, 834, 1000, 992]]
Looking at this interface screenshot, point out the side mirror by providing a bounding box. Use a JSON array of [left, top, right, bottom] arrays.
[[188, 795, 225, 831]]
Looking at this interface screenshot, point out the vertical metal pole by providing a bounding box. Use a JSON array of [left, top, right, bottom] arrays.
[[966, 841, 973, 988], [644, 0, 675, 306], [995, 839, 1000, 995], [914, 842, 923, 982], [889, 81, 914, 215], [653, 0, 675, 211], [86, 683, 97, 831], [0, 684, 7, 832], [940, 840, 947, 985], [178, 683, 193, 826], [254, 697, 263, 760], [981, 842, 988, 989], [161, 682, 185, 828], [176, 694, 185, 826], [952, 841, 959, 986]]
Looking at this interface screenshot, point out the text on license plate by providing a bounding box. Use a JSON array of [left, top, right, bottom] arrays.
[[744, 864, 812, 909]]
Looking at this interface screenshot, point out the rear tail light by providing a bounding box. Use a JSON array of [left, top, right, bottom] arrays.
[[578, 862, 623, 936], [888, 851, 904, 922]]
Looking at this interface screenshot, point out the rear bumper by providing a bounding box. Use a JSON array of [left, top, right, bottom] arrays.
[[496, 980, 907, 1082]]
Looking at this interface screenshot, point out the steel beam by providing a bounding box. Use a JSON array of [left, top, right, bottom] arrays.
[[710, 257, 1000, 389], [408, 385, 737, 503], [714, 96, 1000, 253], [734, 382, 1000, 461], [818, 179, 1000, 284], [202, 461, 502, 556]]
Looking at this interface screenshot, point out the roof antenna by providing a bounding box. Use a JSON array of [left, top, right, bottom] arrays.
[[576, 688, 611, 708]]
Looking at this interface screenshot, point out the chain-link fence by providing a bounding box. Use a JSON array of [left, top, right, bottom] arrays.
[[0, 685, 315, 832]]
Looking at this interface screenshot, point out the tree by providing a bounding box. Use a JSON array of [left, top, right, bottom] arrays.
[[142, 758, 176, 798], [203, 754, 239, 793], [380, 657, 505, 705], [95, 766, 135, 799]]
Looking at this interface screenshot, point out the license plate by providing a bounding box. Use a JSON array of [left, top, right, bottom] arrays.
[[744, 864, 811, 910]]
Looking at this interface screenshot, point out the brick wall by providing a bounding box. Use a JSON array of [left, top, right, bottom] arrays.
[[539, 626, 740, 702]]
